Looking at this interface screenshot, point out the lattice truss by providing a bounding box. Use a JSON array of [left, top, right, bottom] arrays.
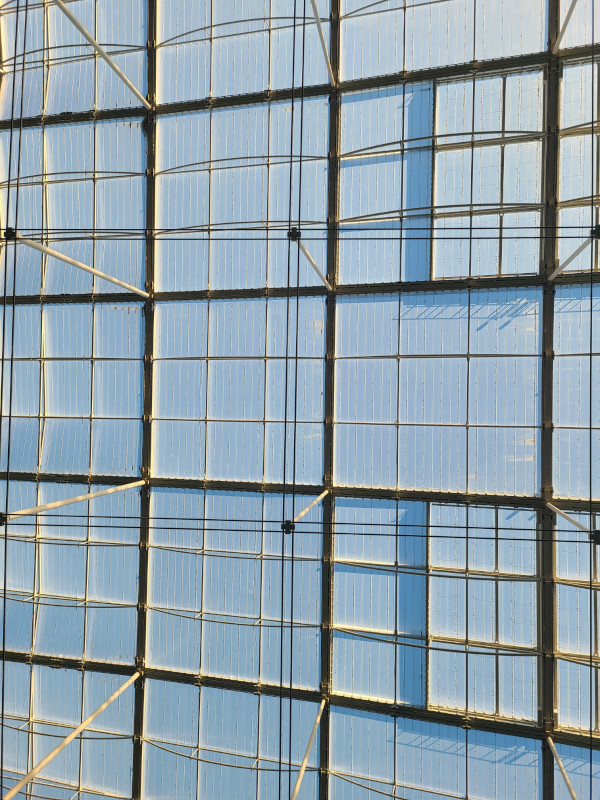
[[0, 0, 597, 799]]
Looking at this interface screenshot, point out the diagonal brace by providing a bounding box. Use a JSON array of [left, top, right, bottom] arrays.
[[309, 0, 336, 86], [0, 479, 147, 525], [290, 698, 326, 800], [2, 671, 140, 800], [547, 737, 579, 800], [288, 229, 332, 289], [546, 502, 600, 543], [548, 236, 592, 280], [294, 490, 329, 523], [6, 230, 149, 298], [53, 0, 152, 110], [298, 239, 332, 290], [553, 0, 580, 53]]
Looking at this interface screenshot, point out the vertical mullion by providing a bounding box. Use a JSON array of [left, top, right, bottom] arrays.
[[430, 78, 437, 281], [319, 1, 339, 797], [425, 502, 430, 709], [494, 505, 500, 717], [541, 0, 560, 789], [131, 1, 156, 797], [498, 75, 506, 276]]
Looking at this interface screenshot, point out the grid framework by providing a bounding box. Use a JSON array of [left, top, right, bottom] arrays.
[[0, 0, 599, 798]]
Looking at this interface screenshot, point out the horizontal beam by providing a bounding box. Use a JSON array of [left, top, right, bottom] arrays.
[[2, 671, 139, 800], [2, 472, 600, 513], [9, 232, 150, 298], [52, 0, 152, 110], [2, 41, 600, 135], [2, 257, 600, 309], [1, 648, 599, 751]]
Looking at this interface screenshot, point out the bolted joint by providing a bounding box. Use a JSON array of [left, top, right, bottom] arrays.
[[4, 227, 16, 240], [287, 227, 301, 242], [591, 224, 600, 240], [281, 519, 295, 535], [589, 530, 600, 545]]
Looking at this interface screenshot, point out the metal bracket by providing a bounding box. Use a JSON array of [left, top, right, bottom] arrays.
[[281, 520, 295, 535]]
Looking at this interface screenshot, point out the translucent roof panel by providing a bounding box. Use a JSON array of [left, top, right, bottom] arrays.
[[0, 0, 598, 798]]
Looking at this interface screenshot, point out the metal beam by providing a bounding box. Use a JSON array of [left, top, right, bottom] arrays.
[[2, 671, 140, 800], [320, 4, 340, 797], [547, 737, 579, 800], [541, 0, 560, 790], [0, 646, 599, 751], [4, 268, 600, 309], [8, 232, 150, 298], [52, 0, 152, 110], [3, 42, 600, 135], [5, 471, 600, 513], [290, 699, 326, 800], [132, 1, 157, 794], [1, 479, 146, 523]]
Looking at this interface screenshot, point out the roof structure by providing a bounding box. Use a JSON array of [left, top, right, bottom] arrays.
[[0, 0, 597, 798]]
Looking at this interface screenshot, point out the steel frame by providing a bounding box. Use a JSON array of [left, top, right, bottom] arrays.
[[0, 1, 599, 798]]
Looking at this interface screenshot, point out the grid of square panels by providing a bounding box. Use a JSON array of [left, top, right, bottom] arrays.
[[151, 296, 326, 483], [0, 480, 140, 664], [0, 301, 143, 477], [0, 0, 148, 118], [155, 98, 329, 291], [339, 0, 549, 81], [329, 709, 543, 799], [143, 683, 321, 800], [0, 118, 146, 296], [558, 61, 600, 275], [156, 0, 332, 103], [334, 287, 542, 494], [332, 499, 538, 720], [555, 509, 600, 733], [2, 661, 135, 799], [0, 0, 598, 795], [147, 488, 322, 688], [554, 284, 600, 499], [338, 70, 544, 285]]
